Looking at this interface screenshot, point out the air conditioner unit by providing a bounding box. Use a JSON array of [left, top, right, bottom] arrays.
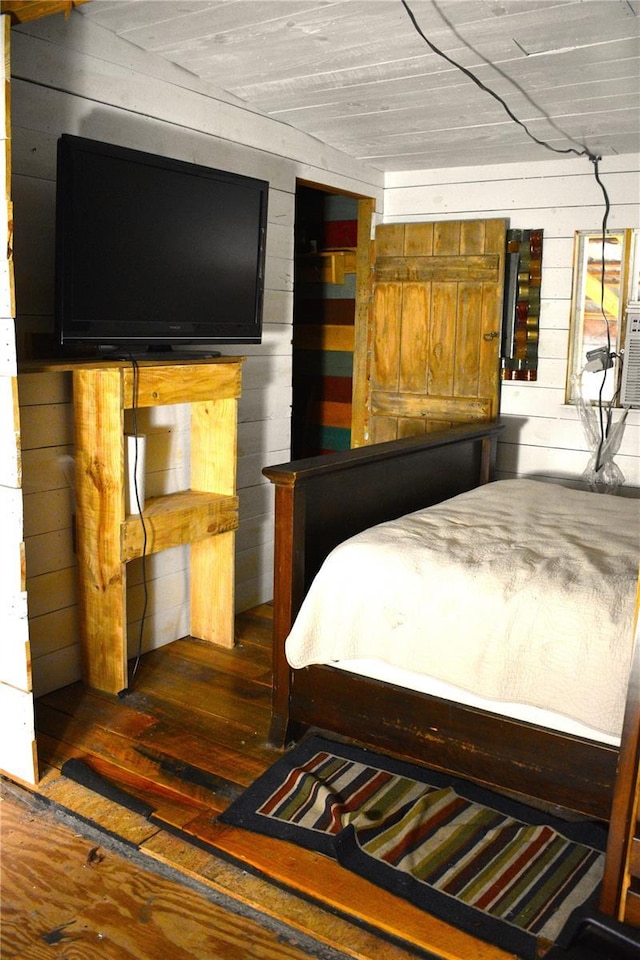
[[620, 301, 640, 407]]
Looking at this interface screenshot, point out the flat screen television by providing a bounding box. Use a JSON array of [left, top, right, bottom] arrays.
[[55, 134, 268, 356]]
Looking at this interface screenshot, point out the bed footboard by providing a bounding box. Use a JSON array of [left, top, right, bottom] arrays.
[[290, 663, 618, 820], [263, 421, 503, 746]]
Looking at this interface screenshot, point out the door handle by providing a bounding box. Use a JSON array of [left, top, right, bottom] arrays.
[[483, 331, 500, 341]]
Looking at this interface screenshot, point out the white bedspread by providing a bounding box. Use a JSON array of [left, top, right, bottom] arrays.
[[285, 479, 639, 740]]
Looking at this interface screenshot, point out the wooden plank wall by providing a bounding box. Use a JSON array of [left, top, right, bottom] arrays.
[[10, 11, 383, 697], [384, 155, 640, 489], [0, 11, 37, 783]]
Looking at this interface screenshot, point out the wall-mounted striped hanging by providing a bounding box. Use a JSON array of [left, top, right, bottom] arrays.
[[501, 229, 543, 382], [293, 190, 358, 457]]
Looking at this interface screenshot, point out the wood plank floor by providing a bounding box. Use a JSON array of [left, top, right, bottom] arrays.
[[3, 604, 518, 960], [0, 780, 352, 960]]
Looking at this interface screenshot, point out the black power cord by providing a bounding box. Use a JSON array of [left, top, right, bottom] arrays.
[[400, 0, 601, 164], [127, 355, 149, 684], [401, 0, 618, 479], [591, 165, 619, 476]]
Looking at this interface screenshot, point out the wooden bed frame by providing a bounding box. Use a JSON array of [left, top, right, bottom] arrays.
[[263, 421, 619, 822]]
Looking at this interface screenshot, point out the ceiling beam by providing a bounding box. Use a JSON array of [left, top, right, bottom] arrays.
[[0, 0, 89, 25]]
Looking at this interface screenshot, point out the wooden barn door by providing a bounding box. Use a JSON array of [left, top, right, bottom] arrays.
[[353, 219, 507, 446]]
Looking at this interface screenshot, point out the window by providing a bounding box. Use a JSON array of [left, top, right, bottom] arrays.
[[567, 228, 640, 404]]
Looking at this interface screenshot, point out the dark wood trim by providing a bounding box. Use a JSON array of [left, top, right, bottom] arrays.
[[600, 587, 640, 920], [291, 665, 618, 821]]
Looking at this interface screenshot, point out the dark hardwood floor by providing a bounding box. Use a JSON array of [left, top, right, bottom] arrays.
[[2, 604, 515, 960]]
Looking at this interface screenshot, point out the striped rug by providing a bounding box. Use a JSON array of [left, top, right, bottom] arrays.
[[220, 735, 607, 959]]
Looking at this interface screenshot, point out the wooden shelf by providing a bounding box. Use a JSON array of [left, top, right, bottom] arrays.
[[297, 248, 357, 284], [69, 357, 244, 695], [1, 0, 90, 25], [121, 491, 239, 562]]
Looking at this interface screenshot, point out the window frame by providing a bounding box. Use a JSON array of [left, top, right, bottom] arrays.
[[566, 227, 639, 405]]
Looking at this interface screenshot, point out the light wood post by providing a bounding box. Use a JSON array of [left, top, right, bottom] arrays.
[[70, 358, 242, 694], [73, 366, 128, 692], [190, 396, 238, 646]]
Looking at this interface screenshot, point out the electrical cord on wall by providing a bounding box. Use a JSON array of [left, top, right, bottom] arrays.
[[400, 0, 601, 164], [591, 169, 620, 476], [127, 355, 149, 686], [400, 0, 618, 478]]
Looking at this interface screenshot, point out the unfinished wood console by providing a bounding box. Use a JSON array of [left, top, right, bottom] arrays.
[[70, 357, 243, 694]]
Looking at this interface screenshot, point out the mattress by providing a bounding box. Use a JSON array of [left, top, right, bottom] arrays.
[[285, 479, 639, 742]]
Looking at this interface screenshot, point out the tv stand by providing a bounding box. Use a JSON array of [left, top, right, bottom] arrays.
[[68, 356, 244, 694]]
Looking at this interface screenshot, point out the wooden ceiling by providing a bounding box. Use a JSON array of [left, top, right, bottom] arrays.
[[29, 1, 640, 170]]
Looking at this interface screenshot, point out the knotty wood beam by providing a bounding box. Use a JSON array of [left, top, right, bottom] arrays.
[[1, 0, 89, 25]]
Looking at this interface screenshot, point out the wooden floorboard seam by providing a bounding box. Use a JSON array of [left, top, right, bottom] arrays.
[[24, 750, 509, 960], [1, 777, 379, 960], [42, 746, 451, 959], [12, 607, 510, 960]]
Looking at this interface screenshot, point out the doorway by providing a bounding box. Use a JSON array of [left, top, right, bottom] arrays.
[[291, 183, 373, 458]]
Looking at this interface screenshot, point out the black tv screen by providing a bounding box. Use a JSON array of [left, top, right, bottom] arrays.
[[55, 135, 268, 353]]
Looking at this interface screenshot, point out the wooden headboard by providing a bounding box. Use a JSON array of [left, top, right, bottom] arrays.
[[263, 420, 504, 741], [264, 421, 503, 616]]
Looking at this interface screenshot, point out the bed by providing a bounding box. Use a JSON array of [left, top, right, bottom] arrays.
[[263, 421, 639, 822]]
